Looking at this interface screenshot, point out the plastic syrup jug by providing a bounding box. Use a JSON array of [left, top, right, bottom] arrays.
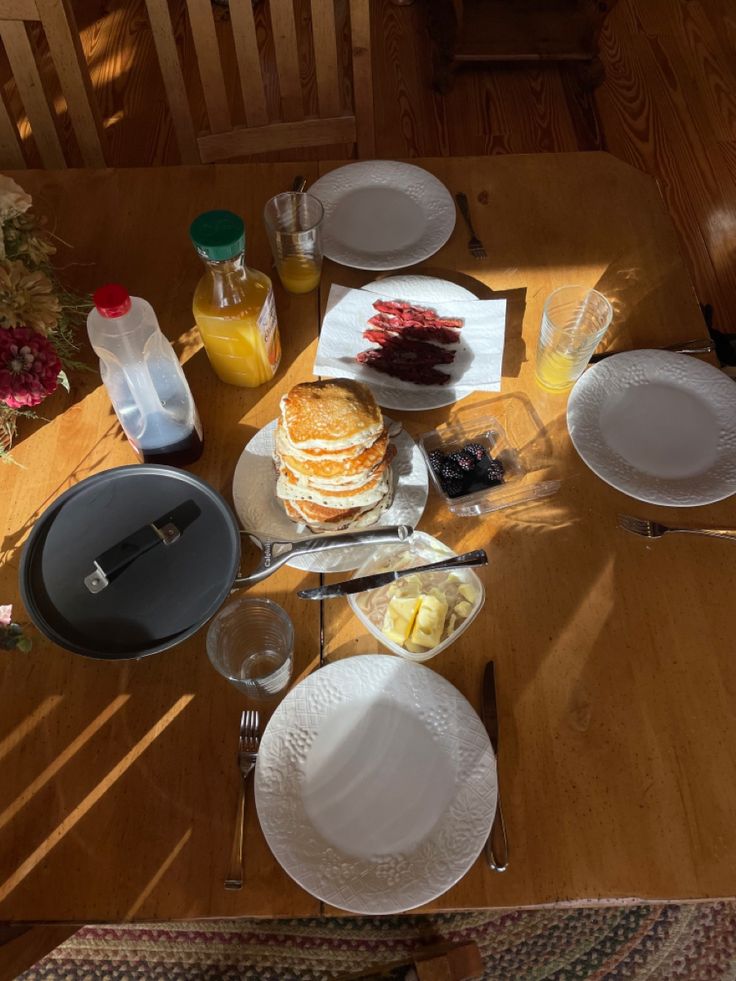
[[87, 283, 203, 465]]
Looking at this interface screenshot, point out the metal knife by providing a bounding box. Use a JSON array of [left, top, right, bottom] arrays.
[[590, 338, 714, 363], [482, 661, 509, 872], [297, 549, 488, 600], [291, 175, 307, 192]]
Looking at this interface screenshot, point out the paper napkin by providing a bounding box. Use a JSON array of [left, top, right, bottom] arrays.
[[314, 285, 507, 396]]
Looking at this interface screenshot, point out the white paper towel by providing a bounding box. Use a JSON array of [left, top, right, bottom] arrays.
[[314, 286, 507, 404]]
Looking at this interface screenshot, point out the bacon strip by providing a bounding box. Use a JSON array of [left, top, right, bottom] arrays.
[[357, 298, 463, 386], [361, 331, 455, 364], [357, 350, 452, 385]]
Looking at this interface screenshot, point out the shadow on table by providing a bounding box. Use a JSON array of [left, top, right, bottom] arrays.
[[593, 244, 705, 354]]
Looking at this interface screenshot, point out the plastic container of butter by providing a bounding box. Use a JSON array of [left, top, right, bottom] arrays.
[[347, 531, 485, 662]]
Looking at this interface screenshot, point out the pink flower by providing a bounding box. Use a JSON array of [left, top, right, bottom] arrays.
[[0, 325, 61, 409], [0, 605, 11, 626]]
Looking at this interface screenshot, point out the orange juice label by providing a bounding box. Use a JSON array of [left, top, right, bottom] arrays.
[[257, 289, 281, 370]]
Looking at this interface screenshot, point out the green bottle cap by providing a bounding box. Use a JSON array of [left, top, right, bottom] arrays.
[[189, 210, 245, 261]]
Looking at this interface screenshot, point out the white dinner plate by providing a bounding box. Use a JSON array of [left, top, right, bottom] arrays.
[[254, 655, 496, 914], [232, 418, 428, 573], [567, 350, 736, 506], [360, 273, 477, 411], [310, 161, 456, 270]]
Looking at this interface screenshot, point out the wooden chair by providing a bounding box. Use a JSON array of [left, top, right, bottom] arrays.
[[0, 0, 105, 168], [144, 0, 375, 163]]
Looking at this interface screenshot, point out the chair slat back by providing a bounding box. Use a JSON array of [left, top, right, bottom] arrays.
[[228, 0, 267, 128], [144, 0, 199, 164], [145, 0, 375, 163], [185, 0, 231, 133], [0, 18, 65, 167], [0, 75, 24, 166], [310, 0, 341, 118], [268, 0, 304, 123], [0, 0, 104, 168]]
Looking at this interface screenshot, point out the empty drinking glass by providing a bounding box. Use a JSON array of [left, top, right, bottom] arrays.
[[264, 192, 324, 294], [206, 597, 294, 701], [535, 285, 613, 392]]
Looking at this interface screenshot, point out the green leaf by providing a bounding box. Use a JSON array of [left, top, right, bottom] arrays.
[[57, 370, 70, 393], [15, 636, 32, 652]]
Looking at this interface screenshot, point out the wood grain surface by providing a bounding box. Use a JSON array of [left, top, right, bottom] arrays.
[[0, 163, 323, 923], [317, 152, 734, 914], [0, 153, 730, 929]]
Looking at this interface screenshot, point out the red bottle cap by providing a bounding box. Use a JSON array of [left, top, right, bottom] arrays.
[[93, 283, 132, 318]]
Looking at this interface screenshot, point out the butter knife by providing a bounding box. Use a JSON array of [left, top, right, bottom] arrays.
[[297, 549, 487, 600], [482, 661, 509, 872]]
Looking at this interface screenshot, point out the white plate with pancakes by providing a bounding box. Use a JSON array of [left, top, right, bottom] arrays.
[[255, 655, 496, 914], [309, 161, 456, 271], [232, 420, 428, 574]]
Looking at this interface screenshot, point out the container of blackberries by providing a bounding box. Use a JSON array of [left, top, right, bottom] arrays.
[[420, 400, 559, 516]]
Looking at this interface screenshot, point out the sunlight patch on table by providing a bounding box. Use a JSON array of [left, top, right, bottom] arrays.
[[0, 695, 193, 904], [0, 694, 130, 832], [0, 695, 62, 764]]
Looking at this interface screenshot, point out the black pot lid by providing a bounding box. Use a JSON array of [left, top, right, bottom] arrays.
[[20, 465, 241, 660]]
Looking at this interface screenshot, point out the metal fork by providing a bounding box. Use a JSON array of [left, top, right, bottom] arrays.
[[618, 514, 736, 543], [224, 710, 260, 890], [455, 192, 487, 259]]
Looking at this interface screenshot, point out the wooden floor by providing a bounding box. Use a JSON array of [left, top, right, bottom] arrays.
[[5, 0, 736, 334]]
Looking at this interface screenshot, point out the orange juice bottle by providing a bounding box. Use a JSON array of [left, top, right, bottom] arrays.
[[190, 210, 281, 387]]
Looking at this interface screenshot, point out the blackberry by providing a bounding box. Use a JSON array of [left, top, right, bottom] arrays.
[[463, 442, 486, 461], [428, 449, 445, 474], [440, 460, 463, 482], [484, 458, 506, 486], [449, 450, 476, 472], [443, 477, 466, 498]]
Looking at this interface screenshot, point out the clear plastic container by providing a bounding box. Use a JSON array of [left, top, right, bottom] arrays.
[[348, 532, 485, 663], [419, 393, 561, 516], [87, 284, 203, 466]]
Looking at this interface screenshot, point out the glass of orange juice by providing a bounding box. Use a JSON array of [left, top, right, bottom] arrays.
[[535, 286, 613, 392], [264, 192, 324, 295]]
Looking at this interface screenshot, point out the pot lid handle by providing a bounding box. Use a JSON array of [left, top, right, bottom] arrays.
[[84, 499, 201, 594]]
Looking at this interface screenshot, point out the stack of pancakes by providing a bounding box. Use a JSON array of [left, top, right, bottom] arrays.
[[274, 378, 395, 532]]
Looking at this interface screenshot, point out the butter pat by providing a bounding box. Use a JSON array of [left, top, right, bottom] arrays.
[[382, 596, 421, 646], [410, 594, 448, 650], [459, 583, 478, 604], [455, 600, 473, 619]]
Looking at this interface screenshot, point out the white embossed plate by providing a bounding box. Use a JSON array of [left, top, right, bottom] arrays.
[[232, 418, 429, 573], [310, 162, 456, 270], [254, 655, 496, 914], [567, 351, 736, 506]]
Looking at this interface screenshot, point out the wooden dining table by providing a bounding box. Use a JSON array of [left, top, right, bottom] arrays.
[[1, 152, 734, 950]]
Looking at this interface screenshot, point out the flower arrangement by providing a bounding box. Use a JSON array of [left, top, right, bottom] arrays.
[[0, 605, 31, 652], [0, 175, 88, 456]]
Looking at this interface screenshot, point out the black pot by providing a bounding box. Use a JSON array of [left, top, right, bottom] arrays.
[[19, 465, 242, 660]]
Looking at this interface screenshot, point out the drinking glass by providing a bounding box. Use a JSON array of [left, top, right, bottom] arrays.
[[206, 597, 294, 701], [264, 192, 324, 294], [535, 286, 613, 392]]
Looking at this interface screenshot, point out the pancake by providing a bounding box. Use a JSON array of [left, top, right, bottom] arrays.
[[275, 425, 389, 476], [278, 439, 395, 487], [275, 422, 378, 461], [277, 468, 391, 509], [284, 491, 392, 532], [275, 378, 394, 533], [280, 379, 384, 451]]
